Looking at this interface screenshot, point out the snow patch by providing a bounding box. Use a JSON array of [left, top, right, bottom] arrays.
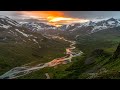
[[19, 22, 28, 24], [0, 16, 21, 27], [33, 39, 38, 43], [91, 26, 108, 33], [33, 39, 41, 48], [29, 35, 33, 37], [15, 29, 29, 37], [69, 28, 76, 32], [10, 30, 14, 34], [6, 20, 17, 26], [75, 35, 80, 38], [34, 36, 37, 38], [66, 25, 70, 29], [23, 40, 26, 42], [0, 25, 11, 29], [108, 21, 115, 25]]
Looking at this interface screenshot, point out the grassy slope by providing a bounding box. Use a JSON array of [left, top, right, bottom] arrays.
[[21, 48, 120, 79], [0, 38, 69, 75], [62, 27, 120, 79], [18, 27, 120, 79], [76, 27, 120, 54], [14, 27, 120, 79]]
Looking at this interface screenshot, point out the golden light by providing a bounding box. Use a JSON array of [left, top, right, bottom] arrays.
[[19, 11, 90, 27], [48, 17, 73, 22]]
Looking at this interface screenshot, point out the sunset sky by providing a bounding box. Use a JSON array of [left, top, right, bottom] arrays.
[[0, 11, 120, 27], [17, 11, 89, 27]]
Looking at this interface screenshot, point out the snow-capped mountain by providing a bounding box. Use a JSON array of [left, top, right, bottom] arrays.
[[18, 18, 57, 31], [1, 15, 120, 42], [58, 18, 120, 33], [22, 22, 57, 31], [0, 15, 21, 29], [0, 15, 47, 48], [17, 17, 120, 34]]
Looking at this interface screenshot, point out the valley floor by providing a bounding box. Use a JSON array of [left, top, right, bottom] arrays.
[[0, 35, 83, 79]]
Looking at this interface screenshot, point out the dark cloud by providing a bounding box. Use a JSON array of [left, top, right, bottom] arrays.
[[0, 11, 120, 20], [1, 11, 120, 26], [0, 11, 120, 19], [62, 11, 120, 19]]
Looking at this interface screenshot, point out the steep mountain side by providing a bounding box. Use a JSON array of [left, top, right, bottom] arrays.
[[76, 27, 120, 54], [38, 18, 120, 41]]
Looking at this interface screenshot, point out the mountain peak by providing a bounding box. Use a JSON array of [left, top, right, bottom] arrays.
[[107, 17, 116, 21]]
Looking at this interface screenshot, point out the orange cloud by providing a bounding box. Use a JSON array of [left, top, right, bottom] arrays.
[[19, 11, 89, 27], [20, 11, 64, 18]]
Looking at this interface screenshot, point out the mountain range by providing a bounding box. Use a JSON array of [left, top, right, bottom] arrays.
[[1, 15, 120, 79], [57, 17, 120, 33], [16, 17, 120, 34]]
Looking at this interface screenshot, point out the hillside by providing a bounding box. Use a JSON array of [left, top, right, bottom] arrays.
[[76, 27, 120, 54], [18, 43, 120, 79], [0, 16, 70, 75], [18, 24, 120, 79]]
